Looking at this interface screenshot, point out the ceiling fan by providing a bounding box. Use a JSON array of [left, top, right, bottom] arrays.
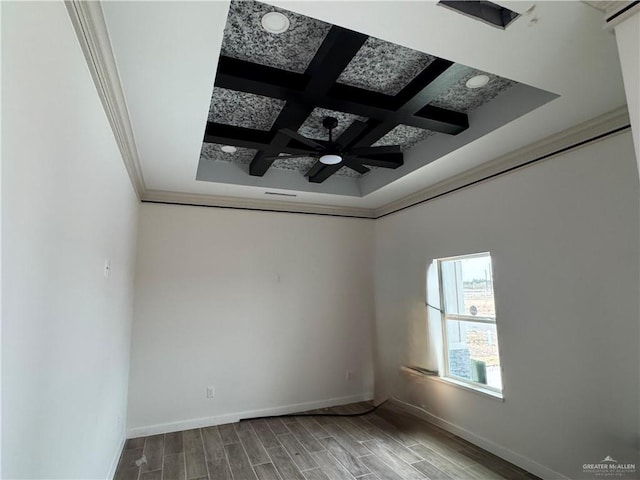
[[262, 117, 404, 181]]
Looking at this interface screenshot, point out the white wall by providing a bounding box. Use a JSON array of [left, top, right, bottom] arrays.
[[127, 204, 374, 435], [374, 131, 640, 479], [2, 2, 139, 478]]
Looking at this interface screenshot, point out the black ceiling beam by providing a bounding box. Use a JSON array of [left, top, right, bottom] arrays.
[[205, 123, 273, 151], [415, 105, 469, 133], [341, 61, 471, 148], [310, 61, 471, 184], [304, 28, 367, 87], [205, 122, 316, 155], [346, 121, 396, 151], [248, 26, 368, 176], [395, 60, 463, 112], [249, 103, 315, 175], [323, 90, 466, 134], [215, 56, 309, 98], [334, 120, 369, 148], [214, 57, 467, 134], [308, 60, 471, 182], [326, 84, 397, 112], [388, 60, 470, 134]]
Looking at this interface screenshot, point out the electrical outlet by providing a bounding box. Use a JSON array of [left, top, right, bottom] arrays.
[[206, 386, 215, 399]]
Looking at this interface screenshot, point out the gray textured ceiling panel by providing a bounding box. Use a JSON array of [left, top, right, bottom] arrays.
[[338, 37, 436, 95], [336, 165, 363, 178], [297, 108, 367, 141], [430, 70, 515, 113], [271, 155, 317, 173], [201, 143, 256, 164], [373, 125, 436, 151], [221, 1, 330, 73], [208, 87, 285, 131]]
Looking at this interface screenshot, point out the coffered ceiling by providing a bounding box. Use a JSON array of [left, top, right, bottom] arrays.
[[101, 0, 627, 212], [198, 1, 552, 192]]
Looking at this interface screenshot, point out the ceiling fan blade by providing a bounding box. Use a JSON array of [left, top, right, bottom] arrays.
[[279, 128, 324, 150], [305, 160, 325, 178], [357, 152, 404, 168], [263, 154, 317, 161], [309, 164, 342, 183], [308, 155, 371, 183], [335, 120, 368, 148], [342, 158, 371, 175], [349, 145, 401, 156]]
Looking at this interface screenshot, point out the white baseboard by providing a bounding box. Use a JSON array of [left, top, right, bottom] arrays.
[[127, 392, 374, 438], [389, 398, 569, 480], [106, 433, 126, 480]]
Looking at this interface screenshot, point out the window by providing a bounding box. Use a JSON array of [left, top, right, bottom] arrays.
[[436, 252, 503, 394]]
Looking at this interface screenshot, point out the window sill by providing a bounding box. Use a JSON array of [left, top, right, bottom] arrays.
[[401, 366, 504, 401]]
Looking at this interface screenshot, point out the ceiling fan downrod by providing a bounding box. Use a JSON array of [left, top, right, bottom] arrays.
[[322, 116, 339, 144]]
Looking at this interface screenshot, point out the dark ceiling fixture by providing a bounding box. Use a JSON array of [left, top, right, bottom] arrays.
[[263, 116, 404, 182], [204, 25, 472, 183], [438, 1, 520, 29]]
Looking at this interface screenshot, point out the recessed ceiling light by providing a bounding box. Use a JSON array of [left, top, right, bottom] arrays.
[[220, 145, 237, 154], [319, 154, 342, 165], [466, 75, 490, 89], [261, 12, 290, 34]]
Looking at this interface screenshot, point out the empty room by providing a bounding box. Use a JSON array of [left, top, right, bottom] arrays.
[[2, 1, 639, 479]]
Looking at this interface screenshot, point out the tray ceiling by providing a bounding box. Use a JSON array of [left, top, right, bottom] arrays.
[[101, 0, 625, 210], [198, 0, 550, 191]]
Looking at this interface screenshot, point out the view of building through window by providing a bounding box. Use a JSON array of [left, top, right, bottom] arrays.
[[438, 253, 502, 392]]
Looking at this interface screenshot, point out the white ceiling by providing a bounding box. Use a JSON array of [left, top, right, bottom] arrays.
[[102, 0, 626, 211]]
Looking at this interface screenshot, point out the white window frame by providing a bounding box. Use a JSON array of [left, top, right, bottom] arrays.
[[436, 252, 503, 396]]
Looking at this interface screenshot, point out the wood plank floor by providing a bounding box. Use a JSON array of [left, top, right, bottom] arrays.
[[115, 402, 540, 480]]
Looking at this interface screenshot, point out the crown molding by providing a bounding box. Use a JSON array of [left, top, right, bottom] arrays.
[[65, 0, 145, 199], [584, 1, 624, 14], [142, 190, 376, 219], [374, 106, 631, 218], [146, 103, 629, 219], [583, 1, 640, 28]]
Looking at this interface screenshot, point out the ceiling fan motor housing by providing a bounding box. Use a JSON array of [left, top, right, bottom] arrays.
[[322, 116, 339, 131]]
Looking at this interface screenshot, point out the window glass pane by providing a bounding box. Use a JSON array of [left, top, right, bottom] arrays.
[[441, 254, 495, 317], [446, 319, 502, 390]]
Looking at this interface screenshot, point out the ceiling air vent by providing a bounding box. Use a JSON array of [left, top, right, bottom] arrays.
[[438, 1, 520, 29], [265, 191, 297, 197]]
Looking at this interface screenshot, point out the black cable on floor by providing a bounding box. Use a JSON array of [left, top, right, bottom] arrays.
[[239, 399, 389, 422]]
